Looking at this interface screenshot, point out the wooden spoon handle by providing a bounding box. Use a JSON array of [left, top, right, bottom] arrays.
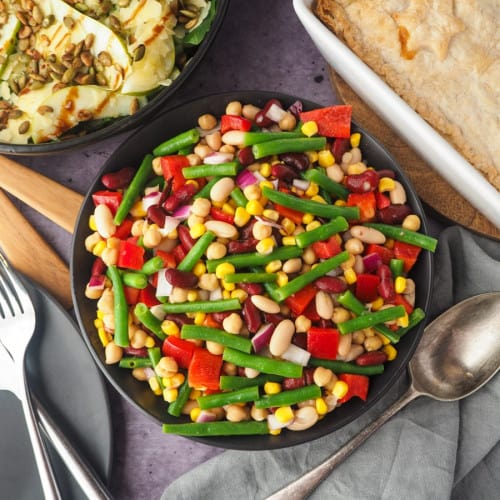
[[0, 189, 72, 309], [0, 155, 83, 233]]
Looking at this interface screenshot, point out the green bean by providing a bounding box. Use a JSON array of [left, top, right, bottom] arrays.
[[252, 137, 327, 159], [309, 358, 385, 375], [193, 176, 222, 199], [230, 187, 248, 208], [121, 271, 148, 289], [106, 265, 129, 347], [223, 348, 303, 378], [302, 168, 350, 200], [119, 357, 152, 369], [250, 266, 281, 302], [197, 385, 260, 410], [338, 305, 406, 335], [295, 216, 348, 248], [162, 298, 241, 314], [390, 258, 405, 277], [182, 162, 240, 179], [177, 231, 216, 272], [141, 256, 165, 275], [206, 246, 303, 273], [153, 128, 200, 157], [148, 347, 164, 390], [239, 131, 304, 146], [162, 421, 269, 436], [364, 223, 438, 252], [254, 385, 321, 409], [272, 251, 350, 302], [168, 377, 192, 417], [262, 186, 360, 220], [134, 303, 166, 340], [394, 307, 426, 338], [181, 325, 253, 353], [114, 154, 153, 225], [219, 374, 283, 390], [223, 272, 278, 284]]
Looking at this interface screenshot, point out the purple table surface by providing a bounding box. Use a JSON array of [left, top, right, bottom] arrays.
[[6, 1, 447, 499]]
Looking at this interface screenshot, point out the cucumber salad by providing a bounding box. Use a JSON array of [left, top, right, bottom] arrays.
[[0, 0, 215, 144], [84, 97, 437, 437]]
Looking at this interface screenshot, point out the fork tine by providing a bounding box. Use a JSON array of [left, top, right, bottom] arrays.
[[0, 250, 31, 316]]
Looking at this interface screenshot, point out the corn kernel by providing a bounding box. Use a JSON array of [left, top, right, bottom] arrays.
[[144, 336, 156, 348], [161, 319, 180, 337], [344, 267, 357, 285], [259, 162, 272, 177], [302, 213, 314, 225], [318, 150, 335, 167], [163, 373, 185, 388], [269, 428, 282, 436], [350, 132, 361, 148], [167, 227, 178, 240], [222, 289, 231, 299], [334, 199, 347, 207], [222, 279, 235, 291], [231, 289, 248, 303], [259, 180, 275, 191], [246, 199, 264, 216], [301, 120, 319, 137], [264, 382, 282, 395], [222, 202, 235, 215], [276, 271, 288, 287], [332, 380, 349, 399], [377, 333, 391, 345], [192, 261, 206, 277], [187, 290, 199, 302], [394, 276, 407, 294], [97, 310, 105, 320], [194, 312, 206, 325], [265, 260, 282, 273], [305, 182, 319, 197], [347, 162, 367, 175], [130, 200, 147, 217], [379, 177, 396, 192], [190, 407, 201, 422], [94, 317, 104, 328], [383, 344, 398, 361], [306, 220, 321, 232], [402, 214, 421, 231], [189, 223, 206, 239], [189, 389, 202, 400], [163, 388, 178, 403], [397, 312, 409, 328], [282, 236, 296, 246], [211, 200, 224, 208], [256, 237, 275, 255], [92, 240, 107, 257], [306, 150, 319, 164], [234, 206, 251, 227], [315, 397, 328, 416], [275, 406, 294, 423], [185, 179, 199, 190], [370, 297, 384, 311], [281, 218, 296, 235], [215, 262, 236, 280], [148, 377, 162, 396], [386, 238, 395, 249], [310, 195, 327, 204], [263, 209, 279, 221], [89, 215, 97, 231], [98, 327, 110, 347]]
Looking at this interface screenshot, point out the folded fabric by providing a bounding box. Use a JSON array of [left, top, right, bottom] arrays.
[[162, 226, 500, 500]]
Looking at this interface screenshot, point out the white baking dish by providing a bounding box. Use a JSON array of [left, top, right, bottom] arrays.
[[293, 0, 500, 229]]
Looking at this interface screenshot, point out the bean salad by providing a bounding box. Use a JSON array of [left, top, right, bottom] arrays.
[[84, 97, 437, 437]]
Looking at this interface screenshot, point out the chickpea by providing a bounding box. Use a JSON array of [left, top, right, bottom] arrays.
[[143, 225, 162, 248], [222, 361, 238, 376], [97, 289, 114, 314], [295, 315, 312, 333], [242, 103, 260, 120], [130, 328, 148, 349], [225, 404, 250, 422], [344, 237, 364, 255], [198, 273, 219, 291], [191, 197, 211, 217], [105, 341, 123, 364], [206, 340, 224, 355], [198, 113, 217, 130], [85, 284, 103, 300], [193, 142, 213, 159], [352, 330, 366, 345], [250, 405, 268, 421], [222, 312, 243, 334], [131, 219, 146, 237], [187, 153, 202, 166], [219, 144, 236, 154], [402, 214, 421, 231], [225, 101, 242, 116], [332, 306, 351, 324], [252, 220, 273, 240], [313, 366, 334, 387], [155, 356, 178, 378], [85, 232, 102, 252], [205, 130, 222, 151], [279, 112, 297, 131], [100, 247, 118, 267], [206, 241, 227, 260], [132, 367, 149, 381], [364, 335, 383, 352]]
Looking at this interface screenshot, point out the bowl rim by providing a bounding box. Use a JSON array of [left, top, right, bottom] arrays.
[[0, 0, 229, 156], [71, 90, 434, 450]]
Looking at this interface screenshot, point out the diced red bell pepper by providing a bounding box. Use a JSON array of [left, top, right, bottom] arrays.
[[375, 191, 391, 210], [303, 300, 321, 322], [210, 206, 234, 225], [188, 348, 223, 391], [123, 285, 140, 305], [312, 235, 342, 260], [160, 155, 189, 191], [299, 105, 352, 138], [393, 240, 422, 272], [162, 336, 196, 369], [202, 313, 222, 329], [307, 327, 340, 360], [171, 244, 188, 265], [92, 190, 123, 215], [285, 284, 317, 316], [365, 244, 394, 265], [332, 137, 350, 160], [155, 250, 177, 269], [346, 191, 377, 222], [113, 218, 133, 240], [388, 293, 414, 315], [274, 203, 304, 225], [117, 240, 145, 270], [338, 373, 370, 403], [355, 273, 381, 303], [220, 114, 253, 135], [137, 284, 161, 308]]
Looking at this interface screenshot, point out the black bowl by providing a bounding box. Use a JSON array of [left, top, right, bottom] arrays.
[[71, 90, 434, 450], [0, 1, 228, 156]]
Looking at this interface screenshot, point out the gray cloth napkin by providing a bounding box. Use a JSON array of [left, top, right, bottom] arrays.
[[163, 226, 500, 500]]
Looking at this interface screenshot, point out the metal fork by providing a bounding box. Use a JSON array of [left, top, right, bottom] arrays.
[[0, 251, 62, 500]]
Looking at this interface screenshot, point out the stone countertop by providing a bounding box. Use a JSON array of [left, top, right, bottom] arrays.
[[9, 1, 339, 498]]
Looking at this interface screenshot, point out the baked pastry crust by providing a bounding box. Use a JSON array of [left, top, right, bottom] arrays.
[[314, 0, 500, 190]]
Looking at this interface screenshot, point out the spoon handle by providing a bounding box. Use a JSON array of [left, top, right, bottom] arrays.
[[267, 386, 421, 500]]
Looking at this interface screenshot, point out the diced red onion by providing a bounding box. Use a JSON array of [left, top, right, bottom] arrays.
[[144, 367, 156, 379], [236, 169, 259, 188], [251, 323, 275, 353], [172, 205, 192, 219], [362, 252, 383, 273], [142, 191, 162, 211], [210, 288, 223, 301], [196, 124, 220, 137], [160, 216, 182, 235], [144, 185, 161, 196], [267, 413, 293, 430], [280, 344, 311, 366], [150, 304, 166, 321], [203, 151, 234, 164], [255, 216, 283, 230], [156, 269, 173, 297], [196, 410, 217, 423], [88, 274, 105, 289], [292, 179, 310, 191], [265, 103, 287, 123]]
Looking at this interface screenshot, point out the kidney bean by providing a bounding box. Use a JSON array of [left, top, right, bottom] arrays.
[[164, 268, 198, 289], [292, 332, 307, 350], [239, 218, 256, 239], [165, 314, 193, 327], [254, 110, 272, 128], [177, 224, 196, 251], [211, 311, 232, 324], [271, 162, 299, 182], [282, 376, 305, 390], [278, 152, 310, 172], [242, 297, 262, 334], [287, 100, 303, 118], [377, 264, 395, 300], [318, 319, 334, 329], [303, 367, 315, 386], [355, 351, 388, 366], [239, 282, 264, 295], [227, 238, 258, 254], [163, 183, 197, 212], [101, 166, 135, 190], [147, 205, 167, 227], [344, 169, 379, 193], [263, 313, 285, 325], [377, 204, 412, 225], [91, 257, 106, 276], [375, 169, 396, 179], [314, 276, 347, 293], [123, 346, 149, 357], [331, 137, 350, 160], [237, 146, 255, 166]]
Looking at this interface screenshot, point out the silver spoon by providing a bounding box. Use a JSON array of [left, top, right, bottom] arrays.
[[268, 292, 500, 499]]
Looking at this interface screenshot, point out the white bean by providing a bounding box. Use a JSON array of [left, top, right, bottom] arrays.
[[210, 177, 235, 202], [94, 204, 116, 238], [315, 291, 333, 320], [269, 319, 295, 356], [251, 295, 280, 314], [389, 180, 407, 204], [349, 225, 386, 244], [287, 406, 319, 431], [204, 220, 238, 239]]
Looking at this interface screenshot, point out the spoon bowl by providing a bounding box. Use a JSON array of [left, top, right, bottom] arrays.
[[269, 292, 500, 499]]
